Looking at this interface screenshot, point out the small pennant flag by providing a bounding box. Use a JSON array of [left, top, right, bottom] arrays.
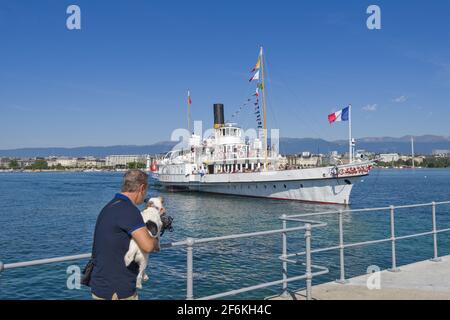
[[253, 87, 259, 97], [251, 47, 263, 72], [251, 58, 261, 73], [328, 106, 349, 124], [249, 70, 260, 82], [188, 90, 192, 106]]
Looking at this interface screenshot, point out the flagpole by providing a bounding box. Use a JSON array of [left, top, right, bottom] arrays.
[[260, 46, 268, 170], [348, 104, 352, 164], [188, 90, 191, 133]]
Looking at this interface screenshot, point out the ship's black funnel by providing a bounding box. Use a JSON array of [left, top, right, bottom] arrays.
[[214, 103, 225, 129]]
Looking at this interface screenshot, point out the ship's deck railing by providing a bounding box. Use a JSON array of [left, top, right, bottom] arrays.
[[1, 201, 449, 300], [280, 200, 450, 293]]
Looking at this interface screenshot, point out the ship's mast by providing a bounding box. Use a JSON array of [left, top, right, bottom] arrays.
[[260, 47, 268, 169], [187, 90, 192, 133], [348, 104, 353, 164]]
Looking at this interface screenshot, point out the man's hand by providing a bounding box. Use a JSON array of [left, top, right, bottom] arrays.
[[131, 227, 158, 253]]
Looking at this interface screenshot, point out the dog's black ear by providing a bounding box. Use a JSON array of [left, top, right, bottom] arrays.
[[146, 221, 158, 237], [144, 198, 150, 204]]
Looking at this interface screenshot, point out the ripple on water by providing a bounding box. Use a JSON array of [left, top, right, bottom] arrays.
[[0, 169, 449, 299]]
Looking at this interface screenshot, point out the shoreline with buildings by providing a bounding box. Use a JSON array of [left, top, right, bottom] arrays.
[[1, 149, 449, 172], [0, 154, 158, 172]]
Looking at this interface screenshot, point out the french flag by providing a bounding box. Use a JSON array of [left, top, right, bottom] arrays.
[[328, 106, 349, 124]]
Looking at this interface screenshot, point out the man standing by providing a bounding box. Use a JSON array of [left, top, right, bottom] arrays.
[[90, 170, 157, 300]]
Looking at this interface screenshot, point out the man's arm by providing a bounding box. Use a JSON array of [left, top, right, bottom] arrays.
[[131, 227, 158, 253]]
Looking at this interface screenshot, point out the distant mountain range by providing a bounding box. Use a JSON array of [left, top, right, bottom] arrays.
[[279, 135, 449, 155], [0, 135, 448, 157]]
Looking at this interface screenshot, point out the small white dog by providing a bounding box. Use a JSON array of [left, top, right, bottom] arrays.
[[124, 196, 165, 289]]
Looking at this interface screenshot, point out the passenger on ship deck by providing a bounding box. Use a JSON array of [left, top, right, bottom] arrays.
[[89, 170, 158, 300]]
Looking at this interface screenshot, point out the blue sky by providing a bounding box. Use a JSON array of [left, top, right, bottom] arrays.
[[1, 0, 449, 149]]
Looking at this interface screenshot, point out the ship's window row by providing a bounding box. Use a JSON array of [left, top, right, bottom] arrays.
[[227, 184, 304, 189], [220, 128, 241, 137]]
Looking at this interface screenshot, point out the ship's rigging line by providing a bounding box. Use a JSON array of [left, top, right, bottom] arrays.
[[231, 49, 335, 154], [226, 82, 263, 129], [228, 47, 271, 134], [226, 48, 342, 156], [263, 57, 325, 140], [260, 52, 280, 135], [226, 91, 260, 125], [264, 65, 337, 154]]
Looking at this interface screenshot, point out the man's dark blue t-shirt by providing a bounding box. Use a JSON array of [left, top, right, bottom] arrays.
[[90, 193, 146, 299]]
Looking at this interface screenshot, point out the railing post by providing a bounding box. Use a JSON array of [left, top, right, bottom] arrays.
[[281, 214, 288, 296], [431, 202, 442, 262], [336, 210, 347, 284], [389, 206, 400, 272], [186, 237, 195, 300], [304, 223, 312, 300]]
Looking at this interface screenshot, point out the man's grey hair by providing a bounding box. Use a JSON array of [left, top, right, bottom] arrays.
[[121, 170, 148, 192]]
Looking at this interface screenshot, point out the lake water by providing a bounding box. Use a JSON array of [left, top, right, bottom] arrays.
[[0, 169, 449, 299]]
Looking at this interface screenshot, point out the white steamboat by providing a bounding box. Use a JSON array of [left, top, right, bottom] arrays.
[[152, 48, 372, 205]]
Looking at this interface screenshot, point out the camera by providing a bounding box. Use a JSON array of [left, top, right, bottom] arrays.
[[160, 213, 174, 236]]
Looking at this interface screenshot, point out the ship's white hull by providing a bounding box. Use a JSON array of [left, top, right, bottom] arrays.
[[154, 163, 371, 205], [170, 178, 356, 205]]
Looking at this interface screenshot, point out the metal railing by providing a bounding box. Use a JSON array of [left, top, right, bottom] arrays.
[[0, 219, 329, 300], [1, 200, 449, 300], [280, 201, 450, 290]]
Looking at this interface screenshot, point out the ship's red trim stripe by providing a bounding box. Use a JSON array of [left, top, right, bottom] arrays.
[[234, 193, 347, 205], [157, 173, 369, 186], [159, 189, 349, 206]]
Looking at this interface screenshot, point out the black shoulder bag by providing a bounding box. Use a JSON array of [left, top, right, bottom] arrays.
[[81, 238, 96, 287]]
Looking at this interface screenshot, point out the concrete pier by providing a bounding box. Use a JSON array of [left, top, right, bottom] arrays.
[[272, 255, 450, 300]]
